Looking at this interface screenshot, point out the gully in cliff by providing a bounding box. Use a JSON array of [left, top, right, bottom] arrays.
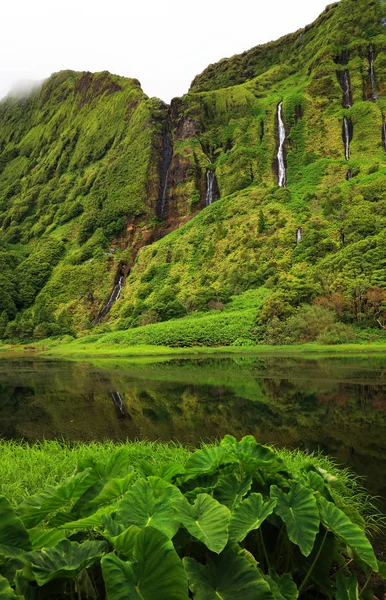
[[96, 267, 126, 322], [156, 111, 173, 220]]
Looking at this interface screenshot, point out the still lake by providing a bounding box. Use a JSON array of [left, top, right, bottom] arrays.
[[1, 353, 386, 500]]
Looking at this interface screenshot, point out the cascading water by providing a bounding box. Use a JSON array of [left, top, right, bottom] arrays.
[[97, 274, 124, 321], [343, 117, 351, 161], [383, 120, 386, 151], [369, 44, 376, 99], [277, 102, 286, 188], [206, 170, 215, 206], [340, 232, 345, 245], [347, 169, 353, 181], [156, 114, 173, 219], [338, 70, 352, 108], [296, 228, 302, 244], [110, 391, 125, 417]]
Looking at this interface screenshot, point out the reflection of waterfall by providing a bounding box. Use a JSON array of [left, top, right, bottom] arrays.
[[337, 70, 352, 108], [277, 102, 286, 188], [347, 169, 353, 181], [369, 44, 376, 99], [110, 391, 125, 417], [296, 228, 302, 244], [343, 117, 352, 161], [97, 274, 124, 321], [206, 170, 215, 206]]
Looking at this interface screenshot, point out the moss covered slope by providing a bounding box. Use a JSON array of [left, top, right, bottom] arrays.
[[1, 0, 386, 343]]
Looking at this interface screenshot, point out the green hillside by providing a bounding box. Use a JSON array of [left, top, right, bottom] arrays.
[[1, 0, 386, 346]]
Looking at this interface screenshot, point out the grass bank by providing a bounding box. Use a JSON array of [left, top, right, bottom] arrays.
[[43, 339, 386, 359]]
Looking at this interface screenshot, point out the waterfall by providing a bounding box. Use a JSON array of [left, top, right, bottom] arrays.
[[343, 117, 351, 161], [296, 228, 302, 244], [383, 120, 386, 151], [97, 274, 124, 321], [338, 70, 352, 108], [110, 391, 125, 417], [340, 232, 345, 245], [369, 44, 376, 99], [156, 114, 173, 219], [277, 102, 286, 188], [347, 169, 353, 181], [206, 170, 215, 206]]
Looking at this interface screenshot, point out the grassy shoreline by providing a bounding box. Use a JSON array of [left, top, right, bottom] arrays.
[[2, 340, 386, 360]]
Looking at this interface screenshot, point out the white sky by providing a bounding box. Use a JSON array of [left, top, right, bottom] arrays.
[[1, 0, 337, 103]]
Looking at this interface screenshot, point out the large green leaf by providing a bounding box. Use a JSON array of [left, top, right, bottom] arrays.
[[102, 527, 188, 600], [85, 472, 135, 510], [72, 449, 134, 515], [0, 574, 19, 600], [335, 573, 359, 600], [231, 438, 284, 472], [229, 493, 276, 542], [137, 461, 185, 482], [58, 505, 116, 530], [183, 548, 273, 600], [213, 473, 252, 509], [115, 476, 182, 538], [266, 571, 298, 600], [0, 496, 31, 557], [76, 447, 134, 479], [271, 483, 320, 557], [25, 539, 108, 586], [19, 469, 94, 528], [318, 497, 378, 572], [184, 446, 232, 475], [106, 525, 141, 559], [28, 527, 67, 550], [176, 493, 230, 553]]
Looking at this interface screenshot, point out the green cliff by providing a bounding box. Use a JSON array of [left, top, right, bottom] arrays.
[[1, 0, 386, 345]]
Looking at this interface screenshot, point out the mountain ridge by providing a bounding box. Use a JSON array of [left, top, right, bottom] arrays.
[[1, 0, 386, 345]]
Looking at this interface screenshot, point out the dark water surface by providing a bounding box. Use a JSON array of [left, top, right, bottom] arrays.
[[1, 353, 386, 500]]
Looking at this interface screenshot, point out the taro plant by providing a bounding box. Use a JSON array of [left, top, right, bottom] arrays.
[[0, 436, 384, 599]]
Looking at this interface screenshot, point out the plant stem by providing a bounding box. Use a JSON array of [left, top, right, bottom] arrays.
[[360, 574, 371, 596], [299, 530, 328, 595], [259, 528, 271, 570]]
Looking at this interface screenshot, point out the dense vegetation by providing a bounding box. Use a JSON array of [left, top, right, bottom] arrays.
[[0, 436, 384, 598], [1, 0, 386, 346]]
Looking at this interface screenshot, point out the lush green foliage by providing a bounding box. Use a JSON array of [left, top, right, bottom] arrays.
[[0, 436, 383, 598], [1, 0, 386, 346]]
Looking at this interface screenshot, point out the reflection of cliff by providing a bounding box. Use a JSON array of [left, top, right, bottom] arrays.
[[1, 356, 386, 497]]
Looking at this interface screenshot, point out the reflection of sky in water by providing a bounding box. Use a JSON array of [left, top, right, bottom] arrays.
[[0, 355, 386, 499]]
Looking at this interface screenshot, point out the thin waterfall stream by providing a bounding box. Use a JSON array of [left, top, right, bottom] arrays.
[[277, 102, 286, 187], [343, 117, 351, 161], [383, 120, 386, 151], [205, 170, 216, 206], [369, 44, 376, 98], [97, 274, 124, 322], [337, 70, 352, 108], [156, 114, 173, 219]]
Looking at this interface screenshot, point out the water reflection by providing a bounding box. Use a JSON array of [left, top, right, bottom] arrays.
[[0, 354, 386, 498]]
